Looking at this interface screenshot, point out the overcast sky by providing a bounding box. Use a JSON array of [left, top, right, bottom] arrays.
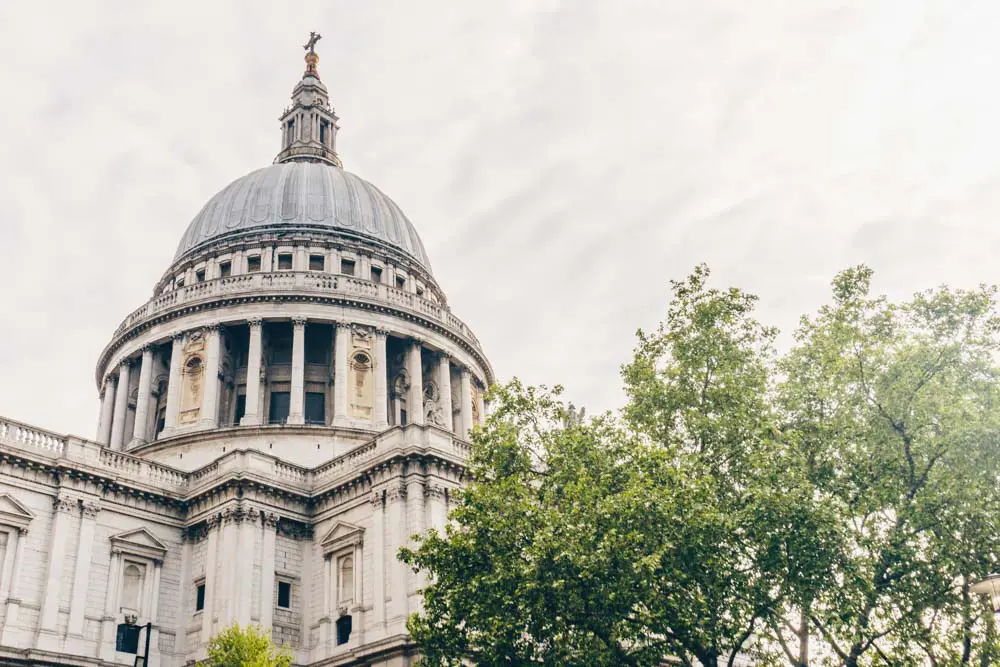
[[3, 0, 1000, 437]]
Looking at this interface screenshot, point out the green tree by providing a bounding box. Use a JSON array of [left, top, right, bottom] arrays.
[[772, 267, 1000, 665], [202, 624, 292, 667], [401, 265, 1000, 666]]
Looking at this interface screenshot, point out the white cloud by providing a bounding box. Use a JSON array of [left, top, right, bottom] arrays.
[[2, 0, 999, 435]]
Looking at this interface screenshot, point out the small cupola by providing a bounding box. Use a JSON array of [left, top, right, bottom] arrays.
[[275, 32, 342, 167]]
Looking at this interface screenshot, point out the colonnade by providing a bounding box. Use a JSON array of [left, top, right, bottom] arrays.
[[96, 318, 482, 449]]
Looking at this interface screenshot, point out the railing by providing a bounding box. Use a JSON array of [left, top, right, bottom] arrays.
[[112, 271, 483, 350], [0, 417, 66, 456], [0, 414, 473, 497]]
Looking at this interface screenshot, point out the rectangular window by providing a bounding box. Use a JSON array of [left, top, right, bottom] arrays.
[[395, 275, 406, 290], [370, 266, 382, 283], [269, 392, 291, 424], [400, 408, 408, 427], [234, 394, 247, 426], [304, 323, 330, 364], [309, 254, 325, 271], [195, 269, 206, 283], [340, 259, 356, 276], [219, 261, 231, 278], [277, 253, 293, 270], [277, 581, 292, 609], [320, 120, 329, 146], [195, 583, 206, 611], [269, 324, 293, 364], [247, 255, 261, 273], [305, 392, 325, 424]]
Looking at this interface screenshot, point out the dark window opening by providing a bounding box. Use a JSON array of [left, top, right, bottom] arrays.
[[370, 266, 382, 283], [195, 584, 205, 611], [269, 392, 291, 425], [277, 581, 292, 609], [336, 615, 352, 645], [304, 324, 330, 364], [277, 253, 293, 270], [195, 269, 206, 283], [234, 394, 247, 426], [156, 407, 166, 436], [219, 261, 232, 278], [176, 277, 185, 288], [320, 120, 329, 146], [395, 275, 406, 290], [400, 409, 408, 427], [340, 259, 356, 276], [286, 119, 295, 144], [247, 256, 261, 273], [269, 324, 293, 364], [305, 392, 326, 425], [309, 254, 325, 271]]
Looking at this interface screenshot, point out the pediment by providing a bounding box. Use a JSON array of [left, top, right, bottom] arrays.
[[0, 493, 33, 531], [110, 527, 168, 561], [320, 520, 364, 554]]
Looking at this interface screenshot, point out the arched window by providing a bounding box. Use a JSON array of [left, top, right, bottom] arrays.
[[122, 563, 144, 611], [338, 555, 354, 604]]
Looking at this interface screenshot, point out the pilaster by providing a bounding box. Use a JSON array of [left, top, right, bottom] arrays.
[[0, 527, 29, 648], [66, 499, 101, 643], [460, 368, 474, 438], [333, 322, 349, 425], [437, 354, 453, 432], [407, 340, 424, 426], [373, 329, 389, 428], [37, 493, 78, 648], [259, 512, 279, 630], [386, 482, 408, 623], [369, 491, 386, 637]]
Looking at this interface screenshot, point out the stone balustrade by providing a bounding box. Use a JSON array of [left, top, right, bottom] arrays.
[[113, 271, 483, 351], [0, 415, 468, 499]]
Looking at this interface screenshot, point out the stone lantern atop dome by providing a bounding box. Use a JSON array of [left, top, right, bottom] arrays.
[[275, 31, 342, 167]]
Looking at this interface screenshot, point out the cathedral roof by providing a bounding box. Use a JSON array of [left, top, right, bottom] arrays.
[[172, 162, 433, 273]]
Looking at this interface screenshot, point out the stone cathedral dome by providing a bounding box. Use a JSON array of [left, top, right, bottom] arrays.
[[174, 162, 434, 273]]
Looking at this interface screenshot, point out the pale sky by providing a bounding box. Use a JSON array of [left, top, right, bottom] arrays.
[[3, 0, 1000, 437]]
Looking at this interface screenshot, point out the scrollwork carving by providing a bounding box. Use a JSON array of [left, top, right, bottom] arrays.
[[247, 317, 263, 328], [291, 316, 308, 327], [53, 495, 78, 515]]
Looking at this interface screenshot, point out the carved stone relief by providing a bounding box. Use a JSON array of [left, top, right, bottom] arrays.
[[348, 349, 374, 420], [178, 354, 204, 425]]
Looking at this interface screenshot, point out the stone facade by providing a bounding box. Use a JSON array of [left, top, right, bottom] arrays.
[[0, 41, 491, 667]]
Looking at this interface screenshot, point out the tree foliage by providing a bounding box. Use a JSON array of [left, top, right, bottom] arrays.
[[401, 265, 1000, 666], [202, 624, 292, 667]]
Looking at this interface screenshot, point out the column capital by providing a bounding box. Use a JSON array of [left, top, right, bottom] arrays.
[[202, 323, 221, 333], [374, 327, 390, 337], [291, 316, 308, 327], [386, 483, 407, 503], [247, 317, 263, 328], [370, 490, 385, 509], [206, 514, 222, 530], [410, 336, 425, 348], [119, 358, 134, 370], [263, 512, 280, 529], [53, 494, 78, 515], [139, 344, 155, 354], [81, 499, 101, 519], [171, 331, 186, 342]]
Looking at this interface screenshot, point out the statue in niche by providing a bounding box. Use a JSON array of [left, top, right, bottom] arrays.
[[424, 381, 445, 427], [178, 355, 204, 424], [348, 350, 373, 419]]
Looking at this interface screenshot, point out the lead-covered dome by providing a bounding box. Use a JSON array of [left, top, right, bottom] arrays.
[[174, 162, 433, 273]]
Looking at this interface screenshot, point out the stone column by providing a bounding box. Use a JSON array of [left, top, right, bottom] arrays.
[[476, 386, 486, 425], [67, 500, 101, 639], [97, 375, 117, 445], [386, 482, 408, 622], [241, 319, 263, 426], [288, 317, 306, 425], [131, 346, 154, 445], [201, 515, 220, 642], [109, 360, 133, 450], [374, 330, 389, 428], [1, 527, 29, 648], [426, 485, 448, 534], [333, 322, 349, 425], [163, 333, 185, 432], [370, 491, 386, 633], [460, 369, 473, 438], [259, 512, 279, 630], [437, 355, 453, 432], [200, 325, 222, 428], [406, 340, 424, 426], [295, 245, 307, 271], [39, 494, 77, 637]]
